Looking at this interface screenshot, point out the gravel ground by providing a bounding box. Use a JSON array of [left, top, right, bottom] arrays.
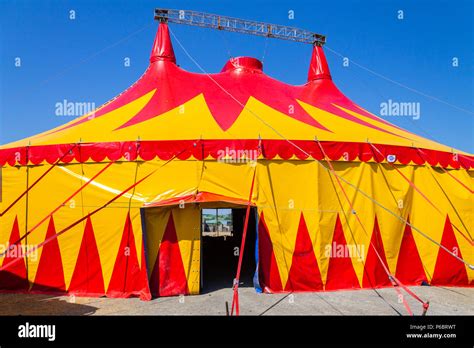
[[0, 285, 472, 316]]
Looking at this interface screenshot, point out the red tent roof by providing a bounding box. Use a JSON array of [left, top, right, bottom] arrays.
[[0, 23, 472, 169]]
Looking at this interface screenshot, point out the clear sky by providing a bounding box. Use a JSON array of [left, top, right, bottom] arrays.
[[1, 0, 473, 152]]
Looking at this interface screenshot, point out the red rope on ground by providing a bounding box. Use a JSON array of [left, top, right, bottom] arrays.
[[391, 282, 413, 316], [0, 144, 78, 217]]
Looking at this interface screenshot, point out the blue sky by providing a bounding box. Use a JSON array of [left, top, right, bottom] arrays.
[[1, 0, 473, 152]]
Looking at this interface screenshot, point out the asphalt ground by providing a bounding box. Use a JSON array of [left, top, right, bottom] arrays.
[[0, 285, 472, 316]]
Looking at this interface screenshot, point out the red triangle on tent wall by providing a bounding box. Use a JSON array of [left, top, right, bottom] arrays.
[[68, 216, 105, 296], [150, 212, 189, 297], [257, 212, 283, 292], [394, 217, 427, 285], [362, 217, 392, 288], [106, 213, 150, 299], [325, 215, 360, 290], [0, 216, 29, 290], [31, 217, 65, 293], [285, 214, 323, 291], [431, 216, 469, 286]]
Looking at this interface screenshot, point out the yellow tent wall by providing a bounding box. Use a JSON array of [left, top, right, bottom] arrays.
[[0, 157, 472, 299]]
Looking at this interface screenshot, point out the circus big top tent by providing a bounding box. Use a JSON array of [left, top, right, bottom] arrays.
[[0, 19, 472, 304]]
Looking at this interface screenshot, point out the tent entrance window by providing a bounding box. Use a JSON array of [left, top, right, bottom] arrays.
[[202, 208, 233, 237], [200, 207, 257, 292]]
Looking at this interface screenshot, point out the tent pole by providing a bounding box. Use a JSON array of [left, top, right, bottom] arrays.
[[123, 139, 141, 293], [24, 145, 30, 286], [231, 166, 257, 316]]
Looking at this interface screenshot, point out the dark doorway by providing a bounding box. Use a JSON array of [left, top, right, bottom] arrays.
[[201, 207, 257, 293]]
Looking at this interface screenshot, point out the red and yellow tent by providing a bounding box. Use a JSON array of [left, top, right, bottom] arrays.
[[0, 23, 472, 300]]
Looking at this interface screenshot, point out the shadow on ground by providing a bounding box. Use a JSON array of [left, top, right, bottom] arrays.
[[0, 293, 98, 316]]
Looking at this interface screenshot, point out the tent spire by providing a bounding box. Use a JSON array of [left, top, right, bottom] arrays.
[[150, 22, 176, 64], [307, 45, 331, 81]]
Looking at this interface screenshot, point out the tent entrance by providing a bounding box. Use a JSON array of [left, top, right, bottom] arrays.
[[201, 206, 257, 293], [142, 192, 257, 297]]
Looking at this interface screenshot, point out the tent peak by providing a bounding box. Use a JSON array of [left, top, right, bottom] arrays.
[[307, 45, 331, 81], [221, 56, 263, 73], [150, 22, 176, 64]]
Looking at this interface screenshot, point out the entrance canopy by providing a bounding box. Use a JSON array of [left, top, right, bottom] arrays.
[[144, 191, 253, 208]]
